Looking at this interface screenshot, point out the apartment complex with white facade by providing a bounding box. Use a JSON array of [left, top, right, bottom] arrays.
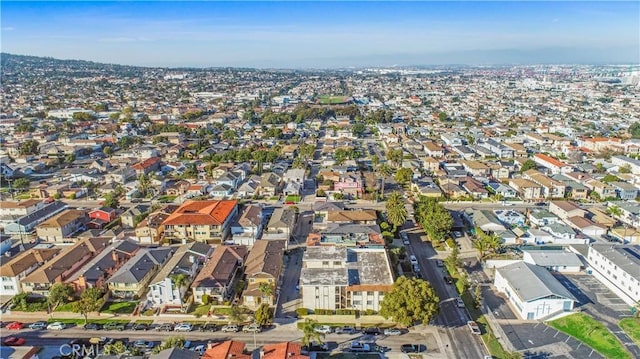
[[300, 246, 394, 312], [586, 244, 640, 306]]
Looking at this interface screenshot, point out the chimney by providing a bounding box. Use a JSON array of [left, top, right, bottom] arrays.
[[112, 250, 119, 263]]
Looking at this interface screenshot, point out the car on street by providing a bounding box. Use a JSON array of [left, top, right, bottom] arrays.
[[443, 276, 454, 284], [314, 325, 332, 334], [103, 322, 126, 331], [335, 326, 357, 334], [415, 272, 423, 279], [413, 264, 420, 272], [362, 327, 381, 335], [83, 323, 102, 330], [132, 323, 150, 331], [384, 328, 402, 336], [47, 322, 66, 330], [400, 344, 426, 353], [156, 323, 174, 332], [6, 321, 25, 330], [221, 324, 239, 333], [410, 255, 418, 265], [349, 342, 372, 352], [3, 337, 26, 346], [242, 323, 261, 333], [467, 321, 481, 335], [453, 231, 462, 238], [173, 323, 193, 332], [28, 321, 47, 330], [436, 260, 444, 267], [456, 297, 465, 308], [199, 323, 218, 332]]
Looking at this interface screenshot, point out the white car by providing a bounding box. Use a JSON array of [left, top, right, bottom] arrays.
[[221, 324, 239, 333], [410, 255, 418, 265], [173, 323, 193, 332], [314, 325, 332, 334], [47, 322, 66, 330], [456, 298, 465, 308], [242, 323, 261, 333], [383, 328, 402, 336]]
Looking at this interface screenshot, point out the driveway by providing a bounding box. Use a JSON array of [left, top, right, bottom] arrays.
[[276, 248, 304, 318]]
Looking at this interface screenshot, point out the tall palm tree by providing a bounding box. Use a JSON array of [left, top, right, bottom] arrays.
[[258, 282, 274, 304], [377, 163, 393, 200], [386, 191, 408, 231], [301, 319, 325, 346]]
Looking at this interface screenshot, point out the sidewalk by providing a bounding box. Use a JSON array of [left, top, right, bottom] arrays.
[[302, 314, 396, 327]]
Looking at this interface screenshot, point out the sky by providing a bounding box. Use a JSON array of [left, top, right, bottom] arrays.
[[1, 1, 639, 68]]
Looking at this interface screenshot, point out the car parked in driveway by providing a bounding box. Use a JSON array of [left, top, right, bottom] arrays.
[[133, 340, 155, 350], [173, 323, 193, 332], [28, 321, 47, 330], [47, 322, 66, 330], [401, 344, 426, 353]]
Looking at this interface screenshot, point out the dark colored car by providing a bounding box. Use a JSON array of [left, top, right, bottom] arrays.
[[199, 323, 218, 332], [401, 344, 426, 353], [83, 323, 102, 330], [362, 327, 381, 335], [103, 322, 126, 331], [443, 276, 454, 284], [132, 323, 150, 331]]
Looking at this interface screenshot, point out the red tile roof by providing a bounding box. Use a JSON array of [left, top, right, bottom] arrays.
[[262, 342, 309, 359], [534, 153, 566, 168], [132, 156, 160, 170], [203, 340, 250, 359], [162, 200, 237, 226]]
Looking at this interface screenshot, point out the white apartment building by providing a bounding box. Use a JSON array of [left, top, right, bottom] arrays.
[[586, 244, 640, 306], [300, 247, 394, 312], [494, 261, 576, 320]]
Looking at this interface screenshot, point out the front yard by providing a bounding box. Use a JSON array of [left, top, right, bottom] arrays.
[[549, 313, 631, 359], [100, 301, 137, 314], [619, 318, 640, 345]]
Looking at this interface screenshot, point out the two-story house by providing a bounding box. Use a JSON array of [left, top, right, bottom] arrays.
[[0, 247, 60, 296], [35, 209, 86, 243], [107, 247, 173, 299], [242, 240, 285, 309], [191, 245, 247, 304], [161, 200, 238, 244], [230, 205, 263, 246]]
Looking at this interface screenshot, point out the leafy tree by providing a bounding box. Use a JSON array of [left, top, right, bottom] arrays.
[[254, 303, 274, 326], [413, 196, 453, 243], [445, 245, 461, 269], [602, 174, 621, 183], [73, 287, 105, 325], [619, 164, 632, 174], [152, 336, 185, 354], [386, 191, 408, 230], [103, 192, 119, 209], [12, 178, 30, 191], [386, 148, 403, 168], [103, 341, 128, 355], [48, 283, 73, 314], [258, 282, 274, 300], [607, 205, 622, 218], [72, 112, 96, 121], [300, 319, 325, 346], [519, 159, 537, 174], [474, 228, 503, 259], [222, 129, 238, 140], [103, 146, 113, 157], [352, 123, 366, 137], [137, 173, 150, 197], [474, 285, 482, 309], [228, 304, 247, 324], [395, 167, 413, 185], [379, 276, 439, 327], [19, 139, 40, 155], [438, 112, 448, 122], [16, 121, 35, 133], [117, 136, 135, 150], [377, 163, 393, 200], [629, 122, 640, 139]]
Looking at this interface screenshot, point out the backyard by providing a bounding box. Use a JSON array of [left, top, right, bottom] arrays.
[[549, 313, 631, 359], [619, 318, 640, 345]]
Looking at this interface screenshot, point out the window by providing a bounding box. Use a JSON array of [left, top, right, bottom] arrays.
[[3, 285, 13, 290], [366, 300, 373, 305], [334, 261, 341, 266]]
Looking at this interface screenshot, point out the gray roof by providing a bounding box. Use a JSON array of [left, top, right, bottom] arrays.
[[524, 250, 582, 268], [301, 247, 393, 287], [150, 348, 200, 359], [107, 247, 173, 285], [589, 244, 640, 278], [544, 222, 576, 236], [497, 261, 576, 302], [529, 210, 556, 220]]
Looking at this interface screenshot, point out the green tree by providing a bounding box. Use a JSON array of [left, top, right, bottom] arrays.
[[619, 164, 632, 174], [474, 285, 483, 309], [222, 129, 238, 140], [228, 304, 247, 324], [386, 148, 403, 168], [102, 146, 113, 157], [519, 159, 537, 174], [137, 173, 150, 197], [117, 136, 135, 150], [602, 174, 621, 183], [395, 167, 413, 185], [47, 283, 73, 315], [438, 112, 448, 121], [413, 196, 453, 243], [352, 123, 366, 137], [103, 192, 119, 209], [19, 139, 40, 155], [12, 178, 30, 191], [300, 318, 325, 346], [379, 276, 439, 327], [377, 163, 393, 200], [607, 205, 622, 218], [629, 122, 640, 139], [103, 341, 128, 355], [152, 336, 186, 354], [254, 303, 274, 326], [258, 282, 274, 303], [386, 191, 408, 231], [445, 245, 461, 269], [474, 228, 503, 259], [73, 287, 105, 325]]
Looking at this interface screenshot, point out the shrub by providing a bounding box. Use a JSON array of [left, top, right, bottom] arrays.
[[202, 294, 210, 305], [296, 308, 309, 316], [365, 309, 375, 315]]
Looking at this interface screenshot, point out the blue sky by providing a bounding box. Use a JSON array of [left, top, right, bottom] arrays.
[[2, 1, 639, 68]]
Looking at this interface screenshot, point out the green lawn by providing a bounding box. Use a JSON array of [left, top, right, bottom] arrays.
[[189, 304, 211, 317], [476, 316, 517, 359], [549, 313, 631, 359], [157, 195, 177, 203], [285, 195, 301, 203], [317, 95, 350, 105], [619, 318, 640, 345], [101, 301, 137, 314], [55, 301, 77, 312]]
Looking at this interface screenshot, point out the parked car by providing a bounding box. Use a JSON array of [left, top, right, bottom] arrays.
[[301, 342, 329, 353], [400, 344, 426, 353], [83, 323, 102, 330], [413, 264, 420, 272], [436, 260, 444, 267], [362, 327, 381, 335], [133, 340, 155, 350], [173, 323, 193, 332], [28, 321, 47, 330], [242, 323, 261, 333], [410, 255, 418, 264], [335, 326, 357, 334], [373, 345, 391, 353], [349, 342, 372, 352], [191, 344, 206, 355], [467, 321, 481, 335], [199, 323, 218, 332], [384, 328, 402, 336], [443, 276, 454, 284], [47, 322, 66, 330], [456, 298, 465, 308], [314, 325, 332, 334], [3, 337, 26, 346], [6, 321, 25, 330], [132, 323, 150, 331], [156, 323, 174, 332], [221, 324, 239, 333], [103, 322, 126, 331]]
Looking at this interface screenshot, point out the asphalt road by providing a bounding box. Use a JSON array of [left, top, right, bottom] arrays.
[[404, 226, 487, 359]]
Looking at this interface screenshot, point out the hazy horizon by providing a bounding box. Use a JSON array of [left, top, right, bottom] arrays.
[[2, 1, 639, 68]]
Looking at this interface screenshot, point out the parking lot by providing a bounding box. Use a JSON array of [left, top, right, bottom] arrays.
[[554, 273, 631, 315]]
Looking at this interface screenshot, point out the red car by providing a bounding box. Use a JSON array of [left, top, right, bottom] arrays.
[[6, 322, 24, 330], [3, 336, 26, 346]]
